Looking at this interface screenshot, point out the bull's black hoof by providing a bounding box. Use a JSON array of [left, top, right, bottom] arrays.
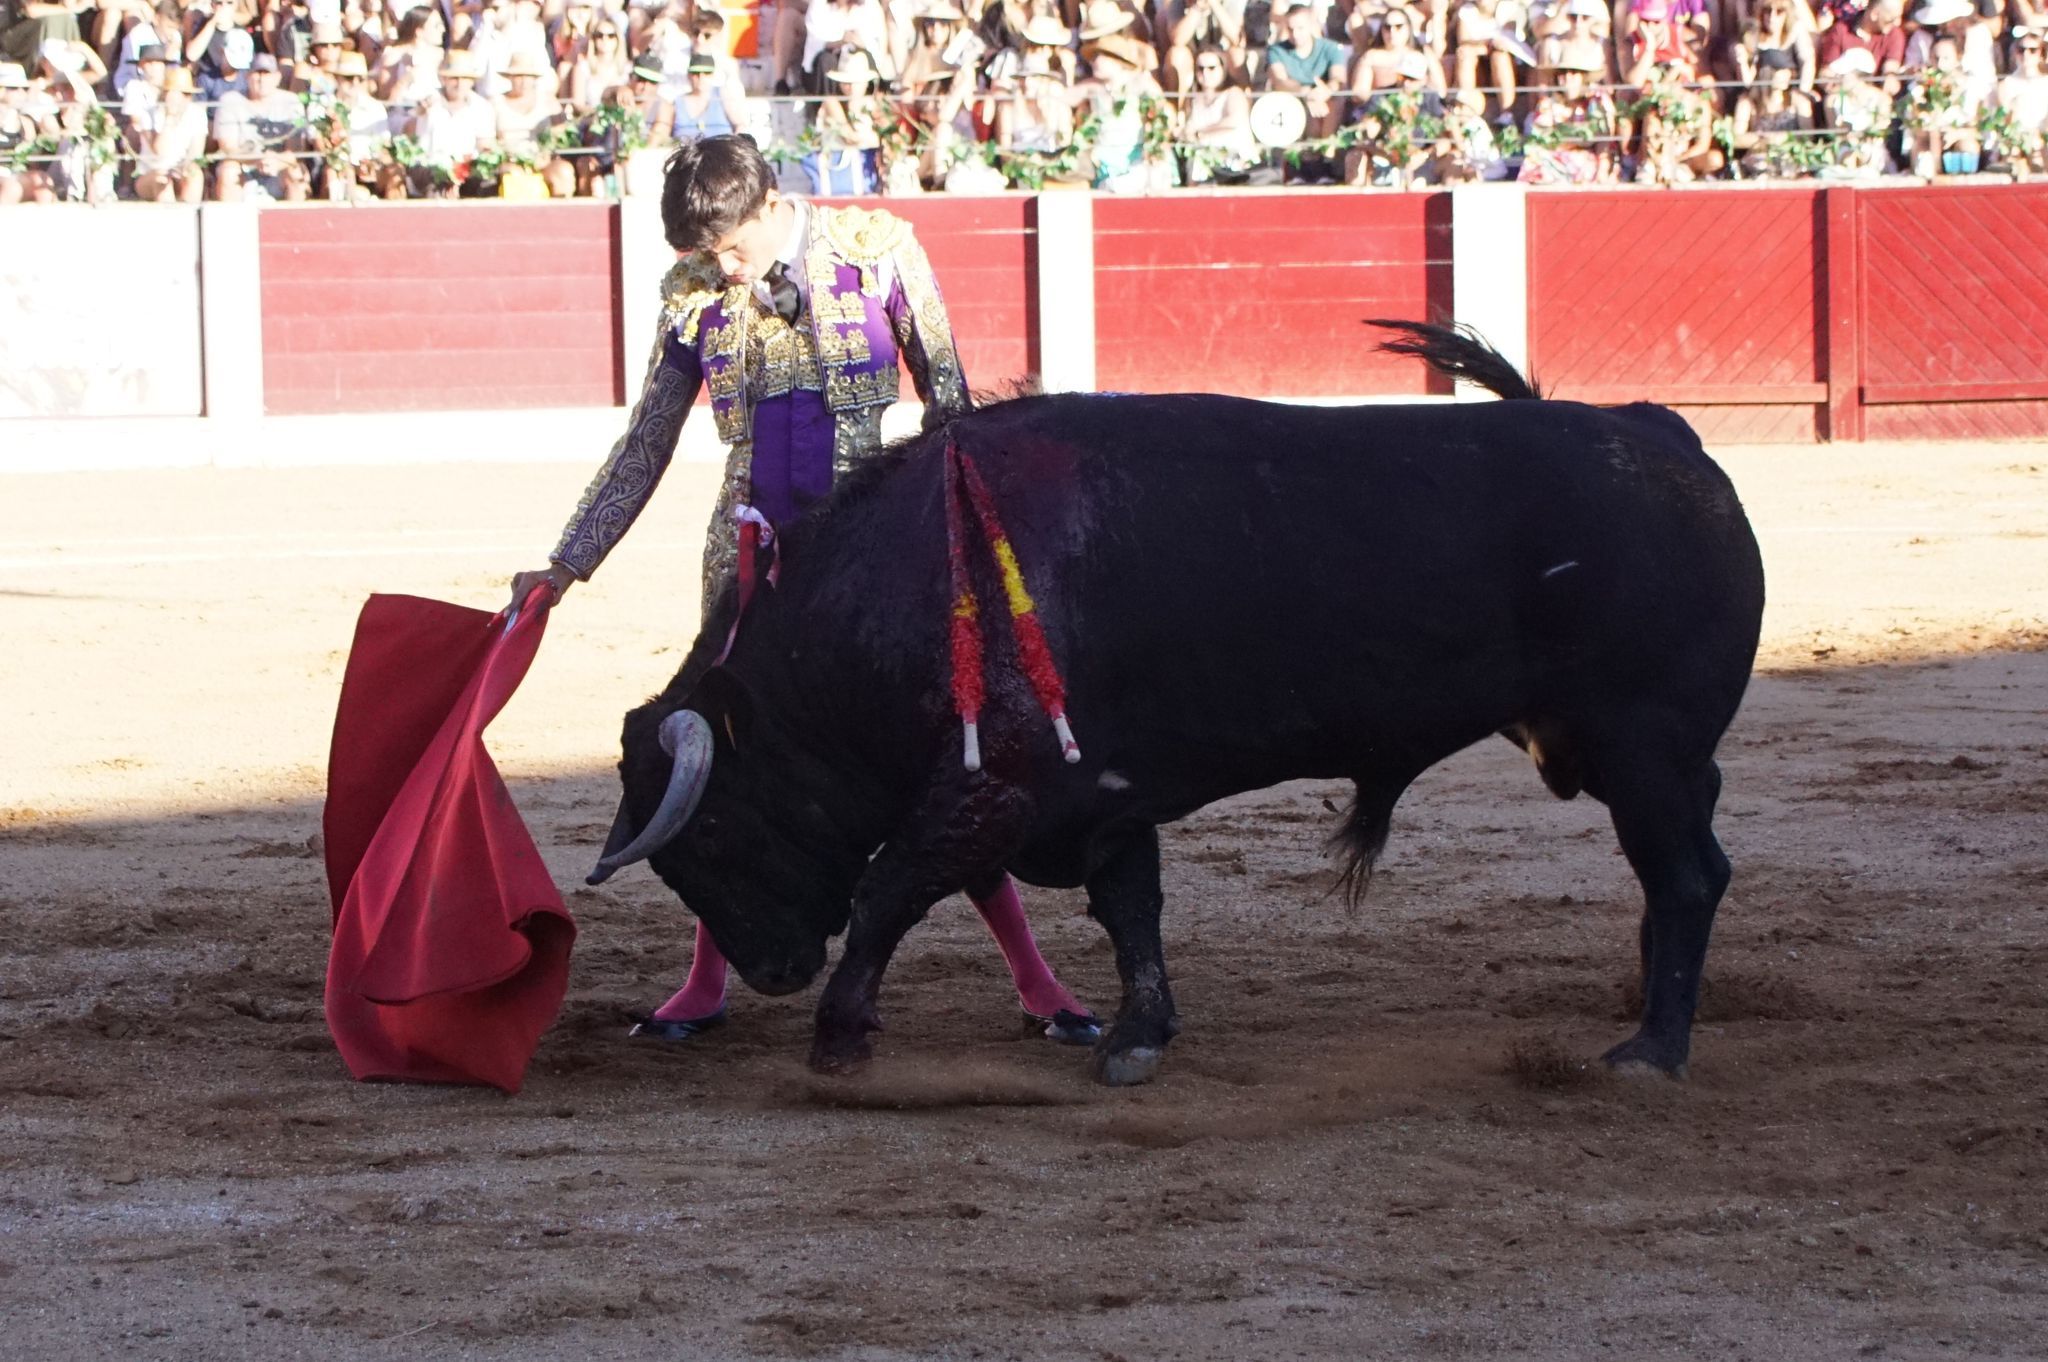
[[626, 1008, 728, 1041], [1027, 1009, 1102, 1046], [1601, 1033, 1688, 1079], [1092, 1045, 1164, 1087]]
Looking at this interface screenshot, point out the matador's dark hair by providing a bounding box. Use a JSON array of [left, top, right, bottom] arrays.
[[661, 135, 775, 253]]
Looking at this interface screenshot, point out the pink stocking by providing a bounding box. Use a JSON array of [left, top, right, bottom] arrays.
[[970, 875, 1091, 1020], [651, 919, 730, 1022]]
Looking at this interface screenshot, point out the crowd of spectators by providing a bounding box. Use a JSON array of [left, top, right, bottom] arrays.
[[2, 0, 2046, 202]]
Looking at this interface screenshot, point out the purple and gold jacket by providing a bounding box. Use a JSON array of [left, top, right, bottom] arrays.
[[550, 205, 969, 605]]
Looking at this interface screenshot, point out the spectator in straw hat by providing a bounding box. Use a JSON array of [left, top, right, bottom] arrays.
[[1080, 0, 1155, 47], [808, 41, 884, 191], [213, 51, 313, 200], [494, 45, 565, 167], [132, 62, 208, 199], [293, 18, 349, 92], [901, 2, 983, 185], [1518, 42, 1618, 180], [328, 46, 402, 198], [801, 0, 894, 90], [1079, 23, 1177, 188], [1020, 11, 1076, 80], [118, 40, 169, 133], [410, 44, 497, 191]]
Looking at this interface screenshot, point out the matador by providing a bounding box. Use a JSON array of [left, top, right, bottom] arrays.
[[509, 135, 1096, 1044]]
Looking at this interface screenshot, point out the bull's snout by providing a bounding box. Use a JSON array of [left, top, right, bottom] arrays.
[[737, 943, 827, 997]]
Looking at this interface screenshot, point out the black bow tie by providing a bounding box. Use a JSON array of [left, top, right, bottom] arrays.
[[763, 262, 801, 325]]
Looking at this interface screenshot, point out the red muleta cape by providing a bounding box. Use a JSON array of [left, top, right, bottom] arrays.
[[322, 592, 575, 1094]]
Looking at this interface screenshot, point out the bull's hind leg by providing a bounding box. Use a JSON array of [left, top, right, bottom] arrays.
[[1598, 754, 1732, 1078], [1085, 827, 1180, 1086]]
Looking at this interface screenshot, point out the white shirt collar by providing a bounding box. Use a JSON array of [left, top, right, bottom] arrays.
[[754, 198, 809, 311]]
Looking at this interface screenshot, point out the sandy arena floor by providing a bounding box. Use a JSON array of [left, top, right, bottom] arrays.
[[2, 435, 2046, 1361]]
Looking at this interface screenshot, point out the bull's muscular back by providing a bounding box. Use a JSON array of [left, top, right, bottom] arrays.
[[744, 391, 1764, 857]]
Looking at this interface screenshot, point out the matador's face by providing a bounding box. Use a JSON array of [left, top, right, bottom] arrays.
[[710, 192, 791, 287]]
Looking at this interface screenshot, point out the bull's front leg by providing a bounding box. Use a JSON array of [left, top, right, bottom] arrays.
[[810, 778, 1033, 1073], [1086, 827, 1179, 1087]]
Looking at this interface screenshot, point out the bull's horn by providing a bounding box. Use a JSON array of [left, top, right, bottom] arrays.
[[583, 797, 639, 885], [585, 710, 714, 885]]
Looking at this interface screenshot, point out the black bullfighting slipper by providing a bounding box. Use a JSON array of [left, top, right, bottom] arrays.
[[626, 1008, 729, 1041], [1027, 1009, 1102, 1046]]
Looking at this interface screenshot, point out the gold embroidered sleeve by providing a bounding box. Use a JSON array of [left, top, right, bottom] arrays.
[[550, 324, 704, 581], [887, 228, 969, 426]]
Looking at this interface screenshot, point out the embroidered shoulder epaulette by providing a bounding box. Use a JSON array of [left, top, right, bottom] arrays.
[[821, 206, 911, 263], [663, 253, 728, 345]]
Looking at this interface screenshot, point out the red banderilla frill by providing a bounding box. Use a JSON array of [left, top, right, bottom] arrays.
[[942, 439, 1080, 771]]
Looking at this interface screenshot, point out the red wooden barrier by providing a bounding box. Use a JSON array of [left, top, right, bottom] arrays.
[[1526, 188, 1827, 443], [260, 204, 621, 415], [1091, 191, 1453, 397], [1856, 184, 2048, 441]]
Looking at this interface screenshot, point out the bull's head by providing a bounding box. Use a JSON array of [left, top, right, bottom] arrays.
[[589, 668, 862, 996]]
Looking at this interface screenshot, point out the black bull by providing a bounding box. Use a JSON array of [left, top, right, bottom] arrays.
[[602, 327, 1766, 1086]]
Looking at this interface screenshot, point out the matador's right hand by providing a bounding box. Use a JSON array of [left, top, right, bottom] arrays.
[[506, 563, 576, 616]]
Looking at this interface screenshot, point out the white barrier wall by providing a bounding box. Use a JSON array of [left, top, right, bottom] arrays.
[[0, 207, 206, 418]]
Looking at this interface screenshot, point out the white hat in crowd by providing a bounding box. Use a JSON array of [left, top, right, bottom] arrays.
[[40, 38, 87, 73], [1077, 0, 1134, 40], [1825, 46, 1877, 74], [1022, 15, 1072, 46], [1564, 0, 1604, 16], [1910, 0, 1972, 24], [0, 61, 28, 88], [825, 47, 879, 84], [219, 27, 254, 69]]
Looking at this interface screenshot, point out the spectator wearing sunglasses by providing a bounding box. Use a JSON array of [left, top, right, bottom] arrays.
[[1166, 0, 1248, 94], [566, 12, 629, 110], [1734, 0, 1814, 93], [1995, 26, 2048, 174], [292, 18, 348, 93], [1354, 5, 1436, 91], [1184, 42, 1258, 182], [328, 47, 402, 198]]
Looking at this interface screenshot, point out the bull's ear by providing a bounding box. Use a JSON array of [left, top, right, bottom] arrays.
[[689, 667, 756, 753]]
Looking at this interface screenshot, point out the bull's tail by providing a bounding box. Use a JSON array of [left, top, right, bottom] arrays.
[[1367, 319, 1542, 402]]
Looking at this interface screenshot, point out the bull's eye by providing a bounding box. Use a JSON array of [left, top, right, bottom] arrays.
[[689, 816, 722, 858]]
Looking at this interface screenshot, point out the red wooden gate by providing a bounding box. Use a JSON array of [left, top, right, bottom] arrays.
[[260, 204, 622, 415], [1091, 191, 1454, 397], [1855, 184, 2048, 441], [1526, 188, 1828, 443]]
